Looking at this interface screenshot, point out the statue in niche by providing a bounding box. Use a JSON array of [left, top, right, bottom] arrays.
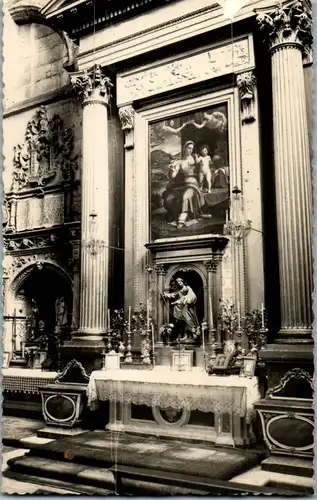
[[41, 330, 59, 371], [55, 296, 69, 342], [163, 277, 201, 343], [26, 299, 39, 341]]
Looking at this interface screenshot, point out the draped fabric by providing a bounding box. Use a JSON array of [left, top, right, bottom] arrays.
[[86, 369, 261, 422], [3, 368, 58, 394]]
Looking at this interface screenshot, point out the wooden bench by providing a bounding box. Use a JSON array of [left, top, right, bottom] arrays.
[[109, 464, 299, 495]]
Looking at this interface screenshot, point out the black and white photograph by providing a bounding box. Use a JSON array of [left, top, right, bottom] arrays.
[[1, 0, 314, 496]]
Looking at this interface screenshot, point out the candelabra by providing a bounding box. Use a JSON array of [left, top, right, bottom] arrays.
[[223, 186, 251, 243]]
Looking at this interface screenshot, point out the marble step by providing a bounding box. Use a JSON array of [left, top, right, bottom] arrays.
[[6, 454, 206, 495], [7, 454, 117, 492]]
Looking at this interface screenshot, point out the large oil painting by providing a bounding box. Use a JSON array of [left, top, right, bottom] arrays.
[[149, 103, 230, 241]]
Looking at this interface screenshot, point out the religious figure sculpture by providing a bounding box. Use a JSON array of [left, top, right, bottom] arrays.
[[27, 299, 39, 341], [55, 296, 68, 330], [163, 277, 200, 343], [162, 141, 204, 228]]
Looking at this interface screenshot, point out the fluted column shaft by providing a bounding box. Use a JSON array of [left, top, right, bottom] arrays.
[[272, 44, 312, 336], [70, 65, 113, 340], [257, 1, 313, 339]]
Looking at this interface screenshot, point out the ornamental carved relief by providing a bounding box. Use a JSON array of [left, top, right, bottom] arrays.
[[11, 106, 78, 192], [4, 234, 59, 252], [70, 64, 113, 103], [256, 0, 312, 53], [119, 105, 135, 149], [236, 71, 257, 124]]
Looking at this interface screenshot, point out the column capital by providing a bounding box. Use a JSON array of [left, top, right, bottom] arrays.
[[154, 264, 166, 275], [256, 0, 312, 53], [204, 259, 218, 273], [70, 64, 113, 105]]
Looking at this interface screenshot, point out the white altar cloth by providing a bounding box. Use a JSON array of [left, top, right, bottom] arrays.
[[87, 368, 261, 421], [2, 368, 58, 394]]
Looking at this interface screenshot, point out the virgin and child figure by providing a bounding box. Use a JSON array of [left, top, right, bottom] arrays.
[[163, 277, 201, 343]]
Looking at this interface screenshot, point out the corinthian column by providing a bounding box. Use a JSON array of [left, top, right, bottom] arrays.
[[70, 64, 113, 341], [256, 1, 312, 340]]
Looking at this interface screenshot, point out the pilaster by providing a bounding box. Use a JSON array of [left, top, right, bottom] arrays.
[[118, 104, 136, 311]]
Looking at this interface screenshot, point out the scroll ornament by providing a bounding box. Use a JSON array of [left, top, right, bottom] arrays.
[[236, 71, 257, 124], [256, 0, 312, 53], [12, 106, 78, 191]]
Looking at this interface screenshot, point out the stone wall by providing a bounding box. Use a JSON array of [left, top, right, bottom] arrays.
[[4, 9, 69, 108]]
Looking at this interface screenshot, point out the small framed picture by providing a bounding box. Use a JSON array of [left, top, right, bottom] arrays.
[[240, 357, 257, 378], [172, 350, 193, 371], [2, 351, 12, 369], [212, 353, 233, 373]]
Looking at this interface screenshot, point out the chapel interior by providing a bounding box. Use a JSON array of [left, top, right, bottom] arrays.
[[2, 0, 314, 494]]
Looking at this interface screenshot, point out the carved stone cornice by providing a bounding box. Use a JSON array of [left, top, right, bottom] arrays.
[[236, 71, 257, 124], [70, 64, 113, 105], [119, 105, 135, 149], [4, 234, 59, 252], [256, 0, 312, 54]]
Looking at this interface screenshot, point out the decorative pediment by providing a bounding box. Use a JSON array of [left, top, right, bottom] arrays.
[[12, 106, 78, 192], [55, 359, 90, 384]]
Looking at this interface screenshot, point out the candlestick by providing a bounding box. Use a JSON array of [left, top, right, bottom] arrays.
[[108, 309, 111, 330], [226, 209, 228, 224], [237, 301, 241, 329], [261, 303, 265, 329], [124, 320, 132, 364]]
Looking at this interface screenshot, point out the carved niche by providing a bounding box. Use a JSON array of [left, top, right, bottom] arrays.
[[12, 106, 78, 192]]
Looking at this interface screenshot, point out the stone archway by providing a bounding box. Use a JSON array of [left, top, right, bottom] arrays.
[[6, 261, 73, 355]]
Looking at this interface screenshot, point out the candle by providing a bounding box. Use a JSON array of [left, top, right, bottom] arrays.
[[146, 299, 150, 329], [108, 309, 111, 330], [237, 301, 241, 329], [128, 306, 131, 328], [202, 325, 205, 352], [209, 295, 213, 329], [226, 209, 228, 224], [261, 303, 265, 329], [151, 323, 155, 366]]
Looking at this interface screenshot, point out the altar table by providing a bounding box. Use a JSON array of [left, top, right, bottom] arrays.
[[2, 368, 58, 394], [87, 368, 261, 447]]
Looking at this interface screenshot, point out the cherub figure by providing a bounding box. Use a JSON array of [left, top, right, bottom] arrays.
[[196, 144, 213, 192], [192, 111, 227, 133], [162, 119, 189, 135]]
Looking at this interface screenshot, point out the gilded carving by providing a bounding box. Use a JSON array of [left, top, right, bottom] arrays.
[[236, 71, 257, 124], [70, 64, 113, 103], [256, 0, 312, 53], [11, 106, 78, 192]]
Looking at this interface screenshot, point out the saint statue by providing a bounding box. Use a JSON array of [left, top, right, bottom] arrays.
[[55, 296, 68, 333], [163, 277, 200, 343], [27, 299, 39, 341]]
